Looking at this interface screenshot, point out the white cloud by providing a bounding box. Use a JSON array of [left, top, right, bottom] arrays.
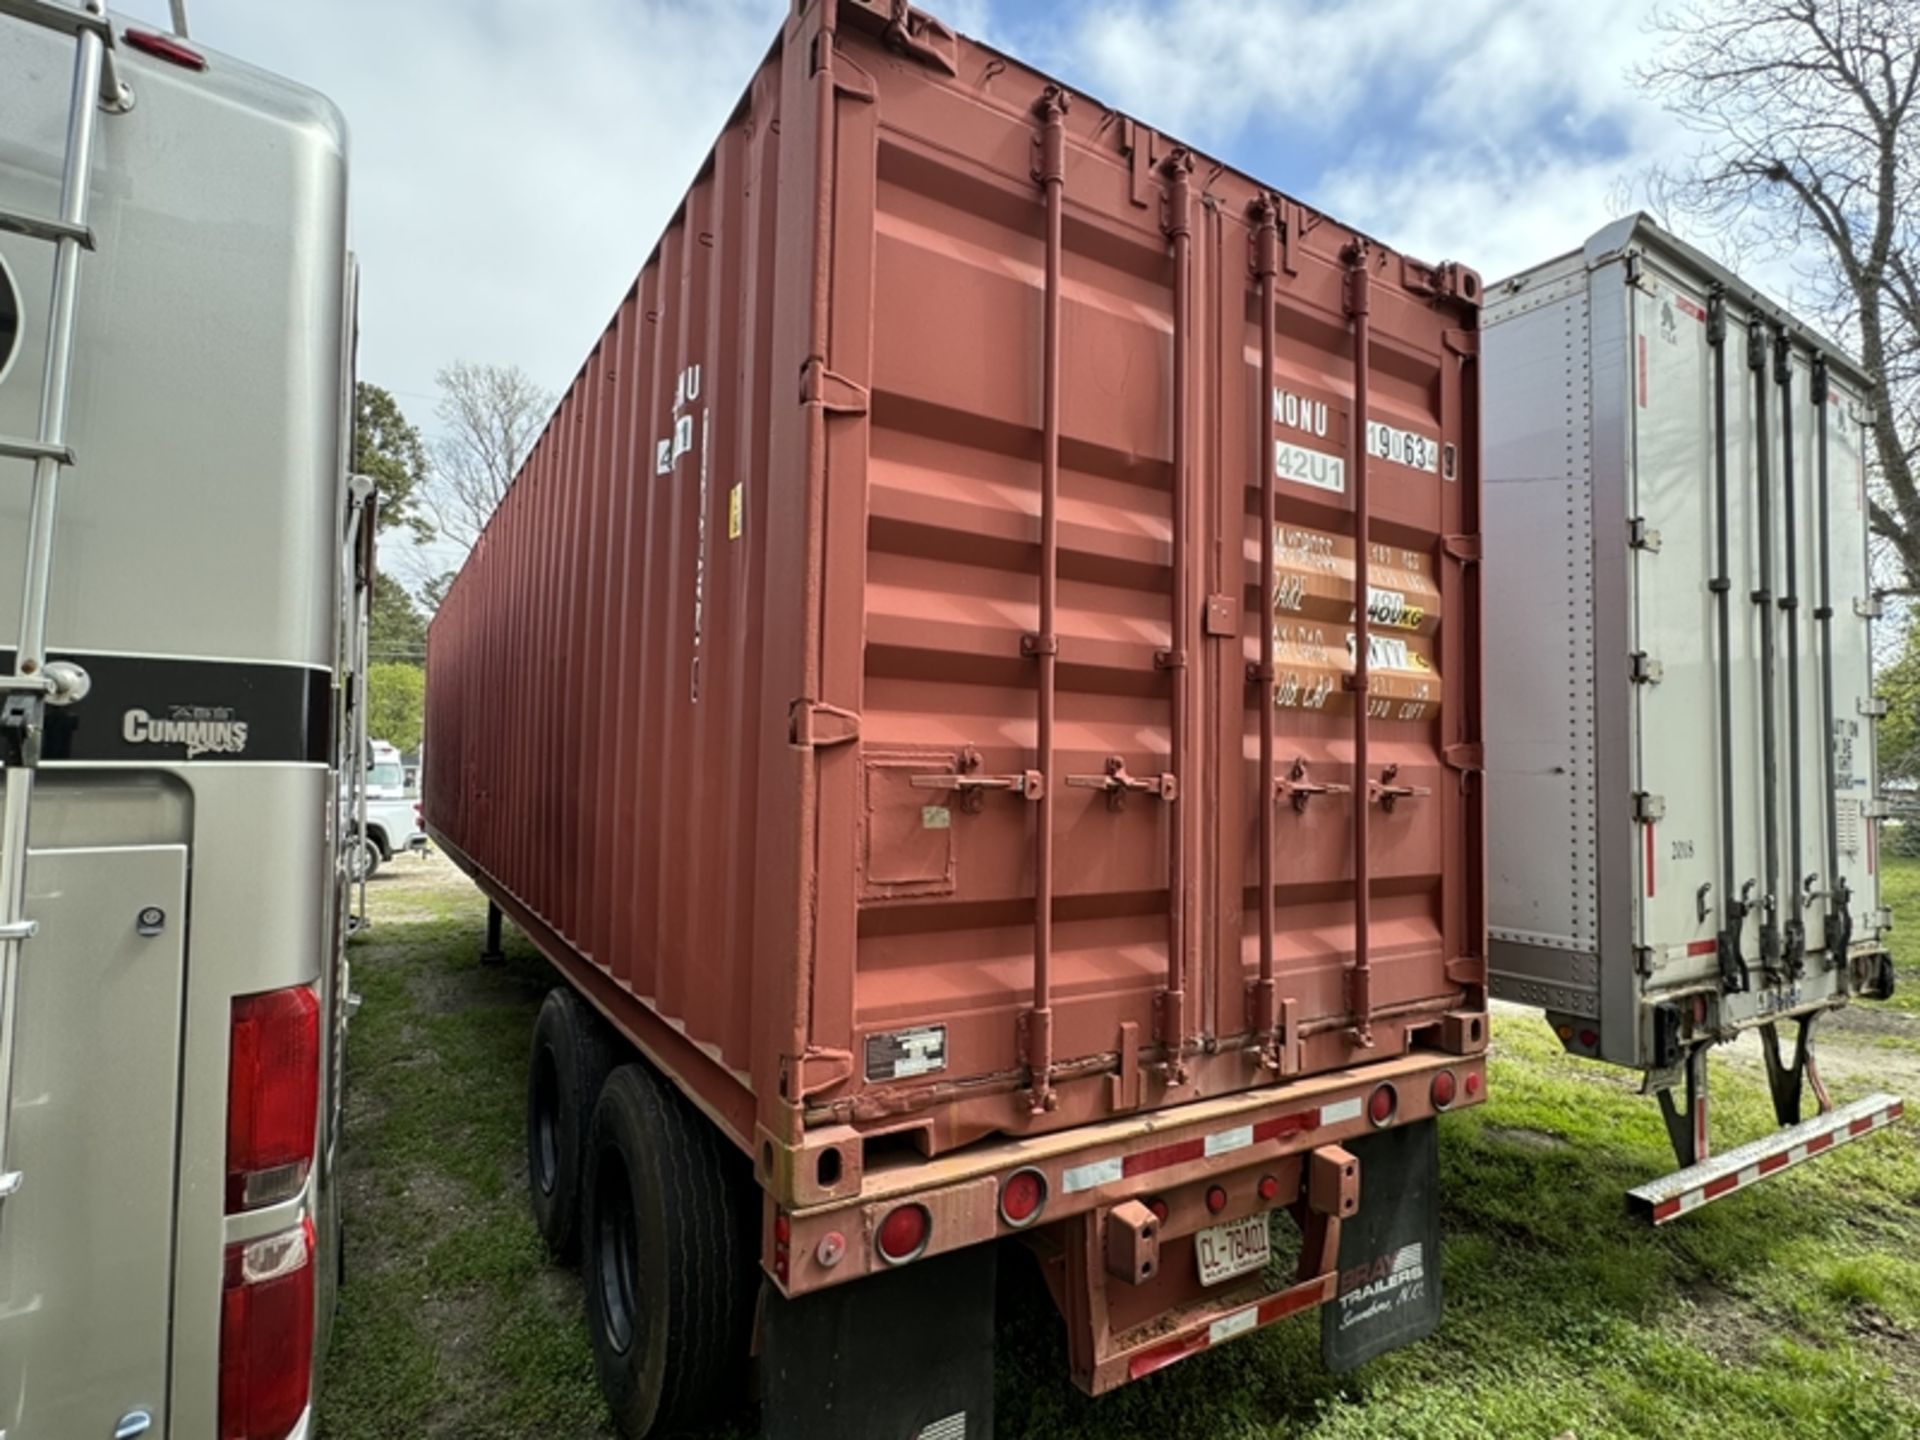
[[1059, 0, 1686, 283], [115, 0, 788, 412]]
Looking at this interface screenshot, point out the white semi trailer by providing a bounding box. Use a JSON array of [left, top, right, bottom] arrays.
[[0, 5, 363, 1437], [1485, 215, 1903, 1222]]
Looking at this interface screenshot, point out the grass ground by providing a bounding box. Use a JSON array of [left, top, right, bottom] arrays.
[[318, 852, 1920, 1440]]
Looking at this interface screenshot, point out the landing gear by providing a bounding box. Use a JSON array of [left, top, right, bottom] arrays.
[[1655, 1042, 1713, 1169], [1759, 1011, 1831, 1126], [481, 899, 505, 964]]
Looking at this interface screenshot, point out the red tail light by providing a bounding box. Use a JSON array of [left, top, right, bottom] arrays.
[[1431, 1070, 1458, 1110], [875, 1203, 931, 1264], [226, 986, 320, 1212], [219, 1217, 315, 1440], [1369, 1083, 1398, 1127], [998, 1168, 1047, 1228]]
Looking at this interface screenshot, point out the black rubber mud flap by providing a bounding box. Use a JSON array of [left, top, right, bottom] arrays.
[[761, 1245, 995, 1440], [1321, 1118, 1443, 1373]]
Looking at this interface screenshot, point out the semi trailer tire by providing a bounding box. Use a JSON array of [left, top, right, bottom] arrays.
[[582, 1062, 755, 1439], [527, 987, 614, 1262]]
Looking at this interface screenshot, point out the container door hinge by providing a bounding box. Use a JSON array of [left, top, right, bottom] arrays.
[[800, 358, 870, 416], [1859, 696, 1890, 719], [1630, 652, 1664, 685], [784, 1046, 854, 1101], [1442, 326, 1480, 356], [1629, 517, 1661, 552], [1635, 792, 1666, 823], [1855, 595, 1884, 619], [789, 699, 861, 749], [1634, 945, 1656, 977], [1443, 742, 1484, 772], [1442, 533, 1481, 564], [1444, 954, 1486, 986]]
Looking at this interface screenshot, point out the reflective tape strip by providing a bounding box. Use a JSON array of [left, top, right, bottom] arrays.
[[1060, 1156, 1124, 1195], [1320, 1097, 1365, 1125], [1126, 1273, 1337, 1381], [1205, 1124, 1254, 1158]]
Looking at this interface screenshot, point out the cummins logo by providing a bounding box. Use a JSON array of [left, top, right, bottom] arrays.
[[123, 706, 250, 758]]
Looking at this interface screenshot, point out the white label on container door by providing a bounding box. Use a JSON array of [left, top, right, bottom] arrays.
[[1366, 421, 1440, 473], [1277, 440, 1346, 493]]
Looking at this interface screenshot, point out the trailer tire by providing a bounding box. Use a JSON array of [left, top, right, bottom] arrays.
[[582, 1062, 754, 1439], [527, 987, 614, 1262]]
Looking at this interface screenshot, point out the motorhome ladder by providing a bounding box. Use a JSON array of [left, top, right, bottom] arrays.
[[0, 0, 131, 1207]]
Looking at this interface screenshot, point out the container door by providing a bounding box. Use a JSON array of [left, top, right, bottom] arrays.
[[1627, 261, 1726, 983], [0, 844, 188, 1438]]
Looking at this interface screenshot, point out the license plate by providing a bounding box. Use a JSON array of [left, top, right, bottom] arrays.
[[1195, 1214, 1269, 1286]]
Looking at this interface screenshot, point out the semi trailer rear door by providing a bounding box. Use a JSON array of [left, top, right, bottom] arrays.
[[0, 844, 188, 1437]]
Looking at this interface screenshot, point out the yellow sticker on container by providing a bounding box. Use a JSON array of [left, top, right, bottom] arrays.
[[728, 482, 742, 540]]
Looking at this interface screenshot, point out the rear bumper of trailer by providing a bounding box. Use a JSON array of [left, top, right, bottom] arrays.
[[1628, 1091, 1904, 1224]]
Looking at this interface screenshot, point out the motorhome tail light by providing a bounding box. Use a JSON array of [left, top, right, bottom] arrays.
[[124, 29, 208, 70], [219, 1217, 314, 1440], [1369, 1083, 1398, 1127], [1431, 1070, 1458, 1110], [1204, 1184, 1228, 1215], [998, 1168, 1047, 1228], [226, 986, 320, 1212], [875, 1203, 931, 1264]]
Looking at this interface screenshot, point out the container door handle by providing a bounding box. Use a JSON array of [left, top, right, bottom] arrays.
[[1064, 755, 1176, 811]]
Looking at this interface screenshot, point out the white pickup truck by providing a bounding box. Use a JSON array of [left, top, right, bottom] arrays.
[[351, 739, 425, 878]]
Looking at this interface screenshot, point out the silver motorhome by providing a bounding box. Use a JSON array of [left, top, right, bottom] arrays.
[[0, 5, 361, 1436], [1484, 215, 1903, 1221]]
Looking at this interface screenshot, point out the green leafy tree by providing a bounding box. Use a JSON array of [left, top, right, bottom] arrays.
[[353, 382, 433, 544], [1879, 618, 1920, 786], [369, 572, 426, 665], [366, 662, 425, 753]]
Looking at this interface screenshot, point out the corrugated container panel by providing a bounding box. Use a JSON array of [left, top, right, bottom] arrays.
[[425, 0, 1484, 1164]]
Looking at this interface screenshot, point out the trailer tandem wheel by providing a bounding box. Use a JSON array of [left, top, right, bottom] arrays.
[[527, 987, 614, 1261], [582, 1062, 756, 1438]]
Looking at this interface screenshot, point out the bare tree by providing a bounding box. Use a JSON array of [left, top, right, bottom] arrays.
[[1643, 0, 1920, 591], [426, 361, 555, 553]]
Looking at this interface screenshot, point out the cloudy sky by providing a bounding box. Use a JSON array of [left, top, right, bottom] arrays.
[[112, 0, 1708, 422]]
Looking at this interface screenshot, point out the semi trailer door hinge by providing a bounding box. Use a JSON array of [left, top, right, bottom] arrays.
[[799, 358, 870, 416], [1630, 652, 1663, 685], [789, 699, 861, 749], [1629, 517, 1661, 552], [1634, 792, 1666, 823], [1855, 595, 1884, 619], [1859, 696, 1890, 719]]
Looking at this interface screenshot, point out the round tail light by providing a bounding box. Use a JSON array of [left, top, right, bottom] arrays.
[[1257, 1174, 1280, 1202], [1147, 1197, 1170, 1222], [1465, 1071, 1483, 1099], [1431, 1070, 1457, 1110], [999, 1168, 1047, 1229], [875, 1203, 931, 1265], [1368, 1083, 1398, 1127], [1205, 1184, 1228, 1215]]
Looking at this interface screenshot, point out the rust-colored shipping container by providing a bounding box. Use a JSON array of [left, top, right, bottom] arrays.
[[425, 1, 1485, 1429]]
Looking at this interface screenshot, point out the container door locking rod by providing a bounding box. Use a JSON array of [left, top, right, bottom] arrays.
[[1248, 195, 1282, 1067], [1344, 242, 1376, 1049], [1706, 290, 1750, 993], [1774, 328, 1806, 980], [1811, 353, 1851, 983], [1158, 149, 1194, 1083], [1023, 85, 1070, 1116], [1748, 316, 1784, 982]]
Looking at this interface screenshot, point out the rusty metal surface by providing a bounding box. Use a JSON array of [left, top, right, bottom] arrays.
[[425, 0, 1485, 1178]]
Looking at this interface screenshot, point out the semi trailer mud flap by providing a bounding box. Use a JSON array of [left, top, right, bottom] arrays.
[[1321, 1118, 1442, 1373], [761, 1246, 994, 1440]]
